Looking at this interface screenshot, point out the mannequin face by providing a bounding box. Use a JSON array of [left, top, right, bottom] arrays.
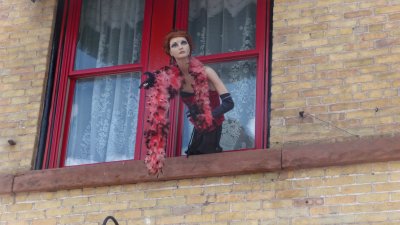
[[169, 37, 191, 60]]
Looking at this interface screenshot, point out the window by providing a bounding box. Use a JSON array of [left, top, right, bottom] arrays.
[[176, 0, 269, 155], [39, 0, 271, 169]]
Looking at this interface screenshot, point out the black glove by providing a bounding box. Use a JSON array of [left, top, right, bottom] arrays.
[[186, 105, 201, 120], [139, 72, 156, 89], [212, 93, 234, 117]]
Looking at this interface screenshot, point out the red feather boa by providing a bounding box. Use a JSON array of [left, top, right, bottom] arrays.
[[144, 57, 213, 175]]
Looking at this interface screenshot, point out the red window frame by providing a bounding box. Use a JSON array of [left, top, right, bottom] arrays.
[[43, 0, 155, 168], [43, 0, 271, 169]]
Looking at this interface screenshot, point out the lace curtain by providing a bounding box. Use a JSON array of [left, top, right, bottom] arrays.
[[66, 74, 140, 166], [182, 0, 257, 152], [65, 0, 144, 166], [74, 0, 144, 70]]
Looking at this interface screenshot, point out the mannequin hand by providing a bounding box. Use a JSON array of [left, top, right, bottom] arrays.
[[139, 72, 156, 89]]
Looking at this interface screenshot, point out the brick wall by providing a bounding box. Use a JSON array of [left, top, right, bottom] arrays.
[[0, 0, 56, 174], [1, 161, 400, 224], [1, 0, 400, 224], [270, 0, 400, 147]]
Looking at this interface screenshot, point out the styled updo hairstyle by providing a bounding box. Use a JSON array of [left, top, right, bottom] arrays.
[[163, 30, 194, 56]]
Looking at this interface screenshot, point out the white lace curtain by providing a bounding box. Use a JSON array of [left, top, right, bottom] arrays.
[[182, 0, 257, 152], [65, 0, 144, 166], [66, 74, 140, 166], [74, 0, 144, 70]]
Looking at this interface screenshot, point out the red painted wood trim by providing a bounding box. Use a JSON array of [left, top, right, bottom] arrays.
[[134, 0, 154, 160], [0, 174, 13, 194], [255, 0, 268, 148], [4, 134, 400, 194], [140, 0, 175, 159], [69, 64, 143, 79], [42, 0, 70, 169], [196, 50, 259, 64], [282, 135, 400, 170]]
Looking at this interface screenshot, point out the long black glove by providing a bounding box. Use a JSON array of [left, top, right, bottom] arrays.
[[139, 72, 156, 89], [186, 105, 200, 120], [212, 93, 234, 117]]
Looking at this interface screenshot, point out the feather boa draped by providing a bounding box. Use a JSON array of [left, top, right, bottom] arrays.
[[144, 57, 213, 175]]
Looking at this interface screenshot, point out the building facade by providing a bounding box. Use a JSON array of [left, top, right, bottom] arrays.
[[1, 0, 400, 224]]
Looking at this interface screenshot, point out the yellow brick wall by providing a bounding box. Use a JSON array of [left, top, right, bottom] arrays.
[[1, 0, 400, 224], [1, 161, 400, 224], [0, 0, 57, 174], [270, 0, 400, 147]]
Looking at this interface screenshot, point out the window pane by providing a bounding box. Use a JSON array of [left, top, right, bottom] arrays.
[[181, 59, 257, 154], [74, 0, 145, 70], [188, 0, 257, 56], [65, 73, 140, 166]]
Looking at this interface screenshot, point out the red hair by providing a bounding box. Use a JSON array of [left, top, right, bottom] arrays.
[[163, 30, 194, 56]]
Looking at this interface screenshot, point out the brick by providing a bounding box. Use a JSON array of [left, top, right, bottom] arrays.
[[357, 193, 389, 203], [355, 213, 387, 223], [302, 38, 328, 48], [341, 184, 372, 194], [344, 10, 372, 18], [345, 58, 374, 68], [175, 187, 203, 196], [113, 210, 142, 219], [284, 100, 306, 108], [288, 17, 313, 26], [129, 200, 157, 209], [58, 215, 86, 224], [157, 197, 185, 206], [202, 203, 229, 213], [17, 211, 46, 220], [325, 195, 356, 205], [302, 88, 330, 97], [360, 99, 391, 108], [31, 219, 57, 225], [329, 102, 360, 112], [34, 200, 61, 210], [146, 189, 174, 198], [374, 182, 400, 192], [315, 62, 343, 71], [276, 189, 307, 199], [215, 194, 245, 203], [301, 56, 328, 64], [157, 216, 185, 224], [329, 52, 357, 61], [143, 208, 170, 217], [293, 215, 355, 225], [8, 203, 33, 212], [276, 208, 308, 218], [359, 65, 388, 74], [231, 201, 261, 211], [216, 212, 245, 221], [316, 45, 344, 54], [375, 5, 400, 14]]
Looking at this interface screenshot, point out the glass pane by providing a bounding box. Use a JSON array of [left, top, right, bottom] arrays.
[[65, 73, 140, 166], [181, 59, 257, 154], [74, 0, 145, 70], [188, 0, 257, 56]]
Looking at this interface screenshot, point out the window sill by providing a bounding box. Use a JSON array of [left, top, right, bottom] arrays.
[[1, 134, 399, 194]]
